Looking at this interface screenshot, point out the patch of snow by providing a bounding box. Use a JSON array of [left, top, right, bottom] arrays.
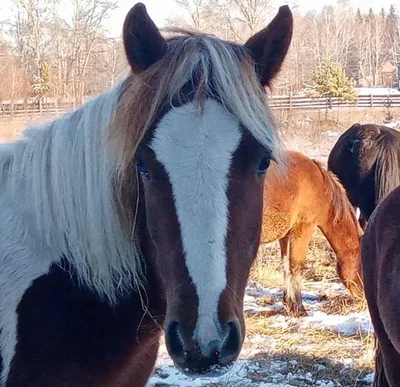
[[355, 87, 400, 95], [148, 360, 259, 386], [384, 121, 400, 129], [326, 131, 340, 137], [304, 310, 373, 335]]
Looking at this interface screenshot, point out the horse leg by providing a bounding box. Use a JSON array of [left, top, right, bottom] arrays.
[[366, 286, 400, 386], [129, 339, 160, 387], [281, 224, 313, 317], [280, 236, 291, 310], [374, 337, 390, 387], [114, 335, 161, 387], [372, 331, 400, 387]]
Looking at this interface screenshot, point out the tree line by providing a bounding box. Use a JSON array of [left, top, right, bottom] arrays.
[[0, 0, 399, 109], [170, 0, 400, 94], [0, 0, 126, 108]]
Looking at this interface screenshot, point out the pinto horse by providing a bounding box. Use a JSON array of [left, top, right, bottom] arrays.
[[328, 123, 400, 226], [260, 151, 363, 316], [0, 3, 293, 387], [361, 185, 400, 386]]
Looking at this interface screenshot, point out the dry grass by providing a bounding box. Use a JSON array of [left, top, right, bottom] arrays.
[[247, 227, 373, 385], [0, 114, 58, 143], [251, 228, 339, 289], [321, 294, 368, 315], [243, 309, 374, 385], [247, 351, 372, 386]]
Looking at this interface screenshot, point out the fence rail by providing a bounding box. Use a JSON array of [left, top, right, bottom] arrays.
[[269, 93, 400, 110], [1, 93, 400, 117]]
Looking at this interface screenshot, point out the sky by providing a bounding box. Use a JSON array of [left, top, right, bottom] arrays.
[[0, 0, 397, 39]]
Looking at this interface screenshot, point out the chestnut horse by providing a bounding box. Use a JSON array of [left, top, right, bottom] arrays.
[[260, 151, 363, 316], [0, 3, 293, 387], [361, 185, 400, 386], [328, 123, 400, 227]]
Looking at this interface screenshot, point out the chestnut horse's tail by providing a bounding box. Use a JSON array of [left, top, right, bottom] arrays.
[[374, 337, 390, 387], [375, 133, 400, 206]]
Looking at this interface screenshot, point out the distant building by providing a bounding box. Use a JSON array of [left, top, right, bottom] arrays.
[[380, 61, 397, 88], [358, 61, 398, 88]]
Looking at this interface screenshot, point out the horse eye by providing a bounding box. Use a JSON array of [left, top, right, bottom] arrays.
[[257, 156, 270, 175], [136, 159, 149, 179]]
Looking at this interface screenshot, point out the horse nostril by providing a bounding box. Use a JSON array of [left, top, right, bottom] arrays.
[[220, 321, 242, 364], [165, 320, 185, 360]]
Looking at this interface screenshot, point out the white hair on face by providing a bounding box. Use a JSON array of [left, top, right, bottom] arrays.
[[151, 99, 242, 352], [0, 81, 143, 304]]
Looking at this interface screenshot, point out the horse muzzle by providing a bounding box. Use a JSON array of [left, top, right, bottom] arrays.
[[165, 318, 242, 377]]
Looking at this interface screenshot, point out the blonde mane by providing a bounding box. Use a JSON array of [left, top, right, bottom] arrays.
[[0, 32, 281, 303]]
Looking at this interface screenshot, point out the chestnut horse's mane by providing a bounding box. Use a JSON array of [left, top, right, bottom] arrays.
[[312, 160, 360, 229]]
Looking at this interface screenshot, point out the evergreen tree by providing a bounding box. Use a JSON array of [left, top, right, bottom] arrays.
[[355, 8, 362, 22], [32, 62, 52, 109], [307, 61, 358, 110]]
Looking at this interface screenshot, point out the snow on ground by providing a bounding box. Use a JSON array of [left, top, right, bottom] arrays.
[[147, 281, 374, 386], [245, 282, 372, 337], [355, 87, 400, 95], [383, 120, 400, 129]]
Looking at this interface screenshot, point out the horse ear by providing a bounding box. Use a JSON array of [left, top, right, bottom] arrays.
[[245, 5, 293, 87], [123, 3, 167, 73]]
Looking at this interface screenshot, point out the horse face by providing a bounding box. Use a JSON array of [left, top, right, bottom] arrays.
[[122, 1, 292, 377], [135, 100, 270, 375]]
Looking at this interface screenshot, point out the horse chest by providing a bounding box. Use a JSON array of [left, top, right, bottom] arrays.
[[2, 261, 164, 387]]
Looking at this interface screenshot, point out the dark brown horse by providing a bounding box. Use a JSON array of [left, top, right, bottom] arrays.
[[328, 123, 400, 226], [0, 3, 293, 387], [260, 151, 363, 316], [361, 184, 400, 386]]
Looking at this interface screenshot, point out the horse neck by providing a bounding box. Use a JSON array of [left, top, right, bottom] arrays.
[[317, 197, 361, 259]]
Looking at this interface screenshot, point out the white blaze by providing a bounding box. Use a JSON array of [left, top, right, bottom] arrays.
[[151, 99, 241, 351]]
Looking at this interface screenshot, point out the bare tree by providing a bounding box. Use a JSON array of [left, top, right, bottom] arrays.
[[175, 0, 214, 29], [9, 0, 59, 105], [1, 0, 399, 110], [66, 0, 117, 105]]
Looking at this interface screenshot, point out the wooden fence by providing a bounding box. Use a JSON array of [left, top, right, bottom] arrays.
[[1, 93, 400, 117], [0, 99, 74, 118], [269, 93, 400, 110]]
